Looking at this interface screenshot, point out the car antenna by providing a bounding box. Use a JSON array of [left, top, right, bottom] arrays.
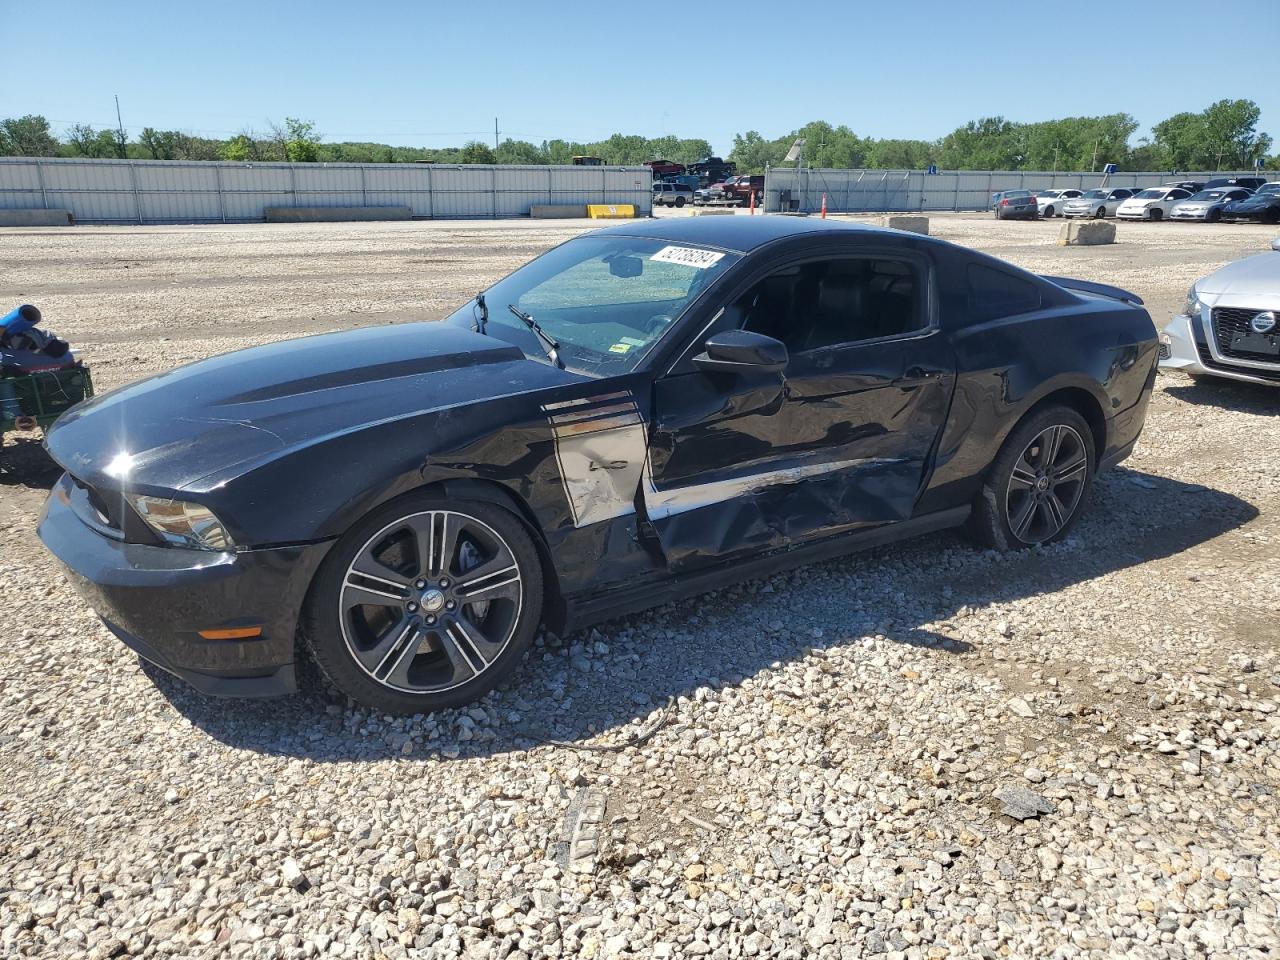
[[473, 290, 489, 334], [507, 304, 563, 369]]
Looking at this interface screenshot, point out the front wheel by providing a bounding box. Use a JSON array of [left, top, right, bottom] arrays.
[[1094, 206, 1106, 219], [302, 493, 544, 715], [968, 406, 1094, 551], [1206, 209, 1221, 223], [1150, 208, 1163, 221], [1043, 205, 1055, 218]]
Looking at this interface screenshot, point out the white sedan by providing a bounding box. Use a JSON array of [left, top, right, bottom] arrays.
[[1115, 186, 1195, 221], [1035, 189, 1083, 218], [1160, 238, 1280, 386]]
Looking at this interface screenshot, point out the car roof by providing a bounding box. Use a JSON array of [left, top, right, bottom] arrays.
[[598, 215, 929, 254]]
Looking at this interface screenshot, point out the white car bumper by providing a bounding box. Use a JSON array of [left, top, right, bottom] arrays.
[[1159, 312, 1280, 387]]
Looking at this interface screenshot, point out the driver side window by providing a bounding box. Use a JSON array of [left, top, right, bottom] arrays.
[[732, 256, 923, 354]]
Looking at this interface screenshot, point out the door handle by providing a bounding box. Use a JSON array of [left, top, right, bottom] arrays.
[[894, 366, 940, 388]]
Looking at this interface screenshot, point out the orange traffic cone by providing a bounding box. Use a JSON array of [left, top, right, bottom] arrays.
[[820, 193, 827, 219], [749, 190, 756, 215]]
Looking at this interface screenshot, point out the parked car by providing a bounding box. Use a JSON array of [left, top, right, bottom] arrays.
[[652, 182, 695, 208], [724, 174, 765, 207], [1035, 189, 1083, 218], [992, 190, 1038, 220], [1061, 188, 1136, 219], [1160, 237, 1280, 386], [1203, 176, 1267, 192], [687, 156, 736, 186], [1115, 186, 1194, 221], [1221, 183, 1280, 224], [644, 159, 686, 178], [1164, 180, 1204, 194], [695, 177, 736, 205], [39, 217, 1158, 714], [1168, 188, 1253, 222]]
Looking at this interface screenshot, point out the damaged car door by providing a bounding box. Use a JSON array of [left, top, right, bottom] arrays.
[[643, 250, 956, 571]]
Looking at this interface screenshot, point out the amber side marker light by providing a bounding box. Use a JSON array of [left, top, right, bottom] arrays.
[[198, 627, 263, 640]]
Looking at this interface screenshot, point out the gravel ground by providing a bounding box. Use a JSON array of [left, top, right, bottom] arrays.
[[1, 215, 1277, 959]]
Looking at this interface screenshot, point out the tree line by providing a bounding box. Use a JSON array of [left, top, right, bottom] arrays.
[[1, 100, 1273, 172]]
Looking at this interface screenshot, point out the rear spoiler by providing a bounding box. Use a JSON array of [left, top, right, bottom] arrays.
[[1042, 275, 1144, 306]]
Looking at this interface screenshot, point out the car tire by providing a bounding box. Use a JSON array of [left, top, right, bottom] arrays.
[[675, 196, 686, 208], [967, 405, 1095, 552], [1207, 209, 1220, 223], [301, 492, 545, 715], [1150, 208, 1163, 221], [1093, 206, 1106, 219], [1044, 205, 1055, 218]]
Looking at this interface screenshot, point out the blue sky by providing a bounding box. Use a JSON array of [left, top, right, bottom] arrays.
[[3, 0, 1275, 154]]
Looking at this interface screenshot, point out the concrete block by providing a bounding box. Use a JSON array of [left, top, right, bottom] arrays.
[[586, 204, 636, 219], [879, 215, 929, 235], [263, 206, 411, 223], [530, 204, 586, 219], [1058, 220, 1116, 246], [0, 209, 73, 226]]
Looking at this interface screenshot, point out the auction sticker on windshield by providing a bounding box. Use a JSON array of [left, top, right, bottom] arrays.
[[650, 246, 726, 269]]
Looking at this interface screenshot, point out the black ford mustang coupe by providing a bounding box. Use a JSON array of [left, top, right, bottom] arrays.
[[40, 218, 1158, 714]]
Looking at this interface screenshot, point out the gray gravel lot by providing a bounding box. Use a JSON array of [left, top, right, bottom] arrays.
[[1, 214, 1277, 959]]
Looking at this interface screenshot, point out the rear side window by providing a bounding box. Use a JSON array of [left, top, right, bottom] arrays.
[[967, 264, 1042, 322]]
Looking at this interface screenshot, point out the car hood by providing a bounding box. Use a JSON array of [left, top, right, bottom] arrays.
[[1227, 195, 1277, 209], [1197, 251, 1280, 297], [46, 322, 575, 494]]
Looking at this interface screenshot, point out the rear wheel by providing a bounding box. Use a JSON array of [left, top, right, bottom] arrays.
[[674, 195, 686, 208], [968, 406, 1094, 551], [303, 493, 544, 715]]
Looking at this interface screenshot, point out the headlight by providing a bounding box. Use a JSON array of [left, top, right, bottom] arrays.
[[128, 495, 234, 550], [1180, 285, 1203, 319]]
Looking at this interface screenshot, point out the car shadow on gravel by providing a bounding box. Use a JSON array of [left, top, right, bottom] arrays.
[[0, 436, 60, 489], [151, 466, 1257, 762], [1163, 378, 1280, 415]]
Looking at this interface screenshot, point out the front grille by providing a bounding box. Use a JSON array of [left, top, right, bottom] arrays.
[[1212, 307, 1280, 362], [1195, 335, 1280, 382]]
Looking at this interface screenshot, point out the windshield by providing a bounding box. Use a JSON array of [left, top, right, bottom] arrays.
[[1134, 189, 1163, 199], [1188, 191, 1225, 201], [1258, 183, 1280, 196], [1081, 190, 1106, 199], [1037, 190, 1061, 198], [446, 235, 737, 375]]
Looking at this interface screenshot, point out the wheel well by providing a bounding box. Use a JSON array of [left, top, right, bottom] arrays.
[[1024, 388, 1107, 463], [425, 478, 565, 628]]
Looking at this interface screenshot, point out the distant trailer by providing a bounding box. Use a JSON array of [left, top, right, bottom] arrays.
[[572, 156, 605, 166]]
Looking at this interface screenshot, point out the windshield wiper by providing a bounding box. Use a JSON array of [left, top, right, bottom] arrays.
[[507, 304, 563, 369], [473, 291, 489, 334]]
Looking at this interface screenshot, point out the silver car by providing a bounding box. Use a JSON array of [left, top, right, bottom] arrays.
[[1167, 188, 1252, 223], [1160, 238, 1280, 386], [1061, 188, 1135, 219]]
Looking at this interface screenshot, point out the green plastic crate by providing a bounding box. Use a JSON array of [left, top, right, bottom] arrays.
[[0, 365, 94, 431]]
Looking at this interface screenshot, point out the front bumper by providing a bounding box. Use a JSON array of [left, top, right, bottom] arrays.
[[1159, 312, 1280, 387], [38, 474, 334, 697], [1169, 210, 1209, 221]]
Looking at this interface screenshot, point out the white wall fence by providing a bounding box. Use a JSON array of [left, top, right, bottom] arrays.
[[0, 157, 654, 222], [763, 167, 1265, 214]]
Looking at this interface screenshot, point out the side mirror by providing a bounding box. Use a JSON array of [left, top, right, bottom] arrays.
[[608, 255, 643, 279], [694, 329, 788, 375]]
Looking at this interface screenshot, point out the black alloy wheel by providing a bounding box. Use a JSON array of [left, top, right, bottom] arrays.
[[303, 494, 543, 714], [969, 405, 1094, 551]]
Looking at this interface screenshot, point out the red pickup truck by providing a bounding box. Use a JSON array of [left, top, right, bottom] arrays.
[[723, 174, 765, 207]]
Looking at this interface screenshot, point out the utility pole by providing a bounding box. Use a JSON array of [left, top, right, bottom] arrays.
[[494, 117, 499, 151], [114, 94, 127, 159]]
